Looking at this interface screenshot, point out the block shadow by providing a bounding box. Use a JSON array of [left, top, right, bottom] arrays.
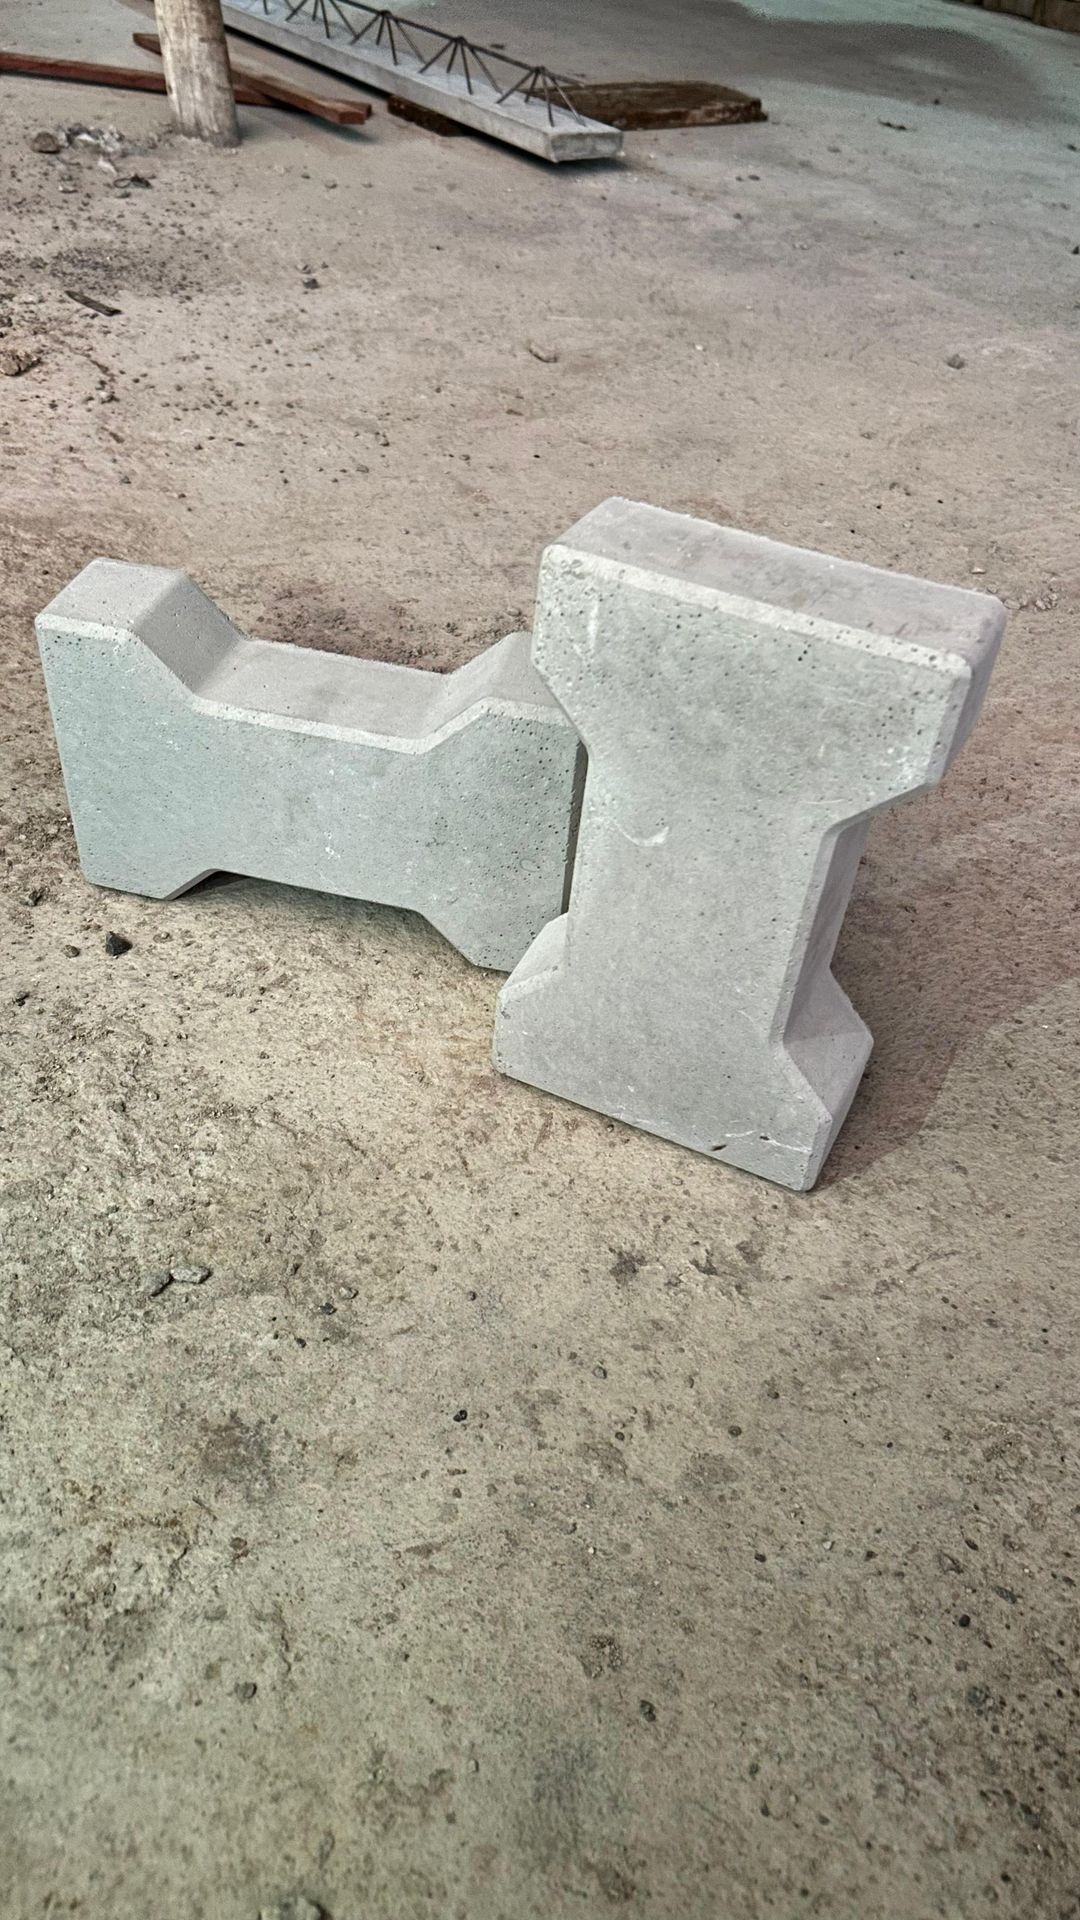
[[823, 706, 1077, 1182]]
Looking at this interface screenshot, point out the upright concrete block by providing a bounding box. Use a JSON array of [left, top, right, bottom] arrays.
[[36, 560, 582, 971], [494, 499, 1005, 1190]]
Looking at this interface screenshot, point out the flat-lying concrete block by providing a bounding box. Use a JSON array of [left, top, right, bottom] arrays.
[[495, 498, 1005, 1190], [36, 560, 582, 971]]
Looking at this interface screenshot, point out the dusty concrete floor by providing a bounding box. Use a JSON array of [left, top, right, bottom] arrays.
[[2, 1, 1079, 1915]]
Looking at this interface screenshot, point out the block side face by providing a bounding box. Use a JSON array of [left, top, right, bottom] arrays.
[[410, 706, 581, 969], [501, 509, 1006, 1189], [37, 571, 580, 971], [935, 597, 1006, 769], [549, 498, 1006, 663], [37, 623, 222, 895], [494, 959, 855, 1192]]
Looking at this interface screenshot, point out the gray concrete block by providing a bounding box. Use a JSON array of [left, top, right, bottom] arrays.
[[494, 498, 1006, 1190], [36, 560, 582, 972]]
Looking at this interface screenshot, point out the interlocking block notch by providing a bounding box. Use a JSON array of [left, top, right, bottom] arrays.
[[494, 498, 1005, 1190], [36, 560, 582, 971]]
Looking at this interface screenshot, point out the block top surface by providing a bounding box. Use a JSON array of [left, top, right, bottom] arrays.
[[37, 560, 562, 745], [549, 498, 1005, 671]]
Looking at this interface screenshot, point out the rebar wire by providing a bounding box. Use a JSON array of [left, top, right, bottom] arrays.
[[245, 0, 590, 123]]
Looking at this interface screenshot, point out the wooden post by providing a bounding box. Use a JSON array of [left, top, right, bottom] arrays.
[[154, 0, 239, 146]]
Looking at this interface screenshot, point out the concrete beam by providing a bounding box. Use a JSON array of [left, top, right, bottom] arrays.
[[220, 0, 624, 164], [494, 499, 1006, 1190], [36, 560, 582, 972]]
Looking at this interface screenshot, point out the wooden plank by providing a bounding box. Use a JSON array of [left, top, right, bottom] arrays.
[[0, 47, 267, 103], [559, 81, 766, 131], [134, 29, 372, 123]]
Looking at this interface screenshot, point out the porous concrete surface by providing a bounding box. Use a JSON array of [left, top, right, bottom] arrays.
[[495, 499, 1005, 1188], [37, 561, 579, 968], [1, 1, 1078, 1916]]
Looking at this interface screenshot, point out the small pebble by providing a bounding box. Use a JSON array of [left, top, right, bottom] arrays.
[[945, 353, 966, 370], [104, 931, 132, 957], [144, 1263, 211, 1298], [234, 1681, 257, 1701], [30, 130, 63, 153], [0, 348, 41, 378], [171, 1264, 212, 1286]]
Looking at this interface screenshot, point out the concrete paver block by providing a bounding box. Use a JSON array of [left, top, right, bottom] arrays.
[[36, 560, 582, 971], [494, 498, 1006, 1190]]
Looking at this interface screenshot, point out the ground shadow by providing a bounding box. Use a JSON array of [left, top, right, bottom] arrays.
[[822, 705, 1078, 1182], [549, 0, 1063, 127]]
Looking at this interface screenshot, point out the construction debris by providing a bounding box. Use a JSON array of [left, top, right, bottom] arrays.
[[132, 31, 372, 126], [220, 0, 623, 162], [0, 49, 269, 104], [59, 125, 128, 155], [0, 348, 41, 378]]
